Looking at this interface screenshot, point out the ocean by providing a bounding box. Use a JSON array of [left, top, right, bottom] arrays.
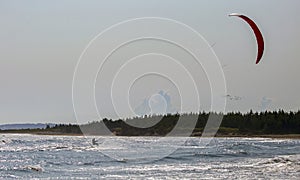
[[0, 134, 300, 179]]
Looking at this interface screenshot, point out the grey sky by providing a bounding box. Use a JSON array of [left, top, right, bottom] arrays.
[[0, 0, 299, 124]]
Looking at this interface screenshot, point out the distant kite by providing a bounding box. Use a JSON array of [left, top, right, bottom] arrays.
[[224, 94, 242, 101], [229, 13, 264, 64]]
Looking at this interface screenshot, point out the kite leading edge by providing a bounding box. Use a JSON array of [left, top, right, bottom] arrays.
[[229, 13, 265, 64]]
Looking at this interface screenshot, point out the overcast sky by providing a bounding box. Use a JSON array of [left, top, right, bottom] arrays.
[[0, 0, 299, 124]]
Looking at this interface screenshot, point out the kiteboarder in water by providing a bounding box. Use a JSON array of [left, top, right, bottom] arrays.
[[92, 138, 98, 146]]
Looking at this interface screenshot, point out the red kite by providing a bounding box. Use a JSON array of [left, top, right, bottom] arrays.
[[229, 13, 264, 64]]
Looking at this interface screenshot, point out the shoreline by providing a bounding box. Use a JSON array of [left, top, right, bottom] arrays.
[[1, 132, 300, 139], [215, 134, 300, 139]]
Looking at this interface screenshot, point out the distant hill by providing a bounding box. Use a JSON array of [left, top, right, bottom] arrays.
[[0, 123, 56, 130]]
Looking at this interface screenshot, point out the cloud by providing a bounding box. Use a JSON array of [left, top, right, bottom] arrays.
[[134, 90, 176, 116], [260, 96, 272, 111], [134, 98, 151, 116]]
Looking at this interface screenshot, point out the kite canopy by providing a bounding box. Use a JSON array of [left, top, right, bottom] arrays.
[[229, 13, 264, 64]]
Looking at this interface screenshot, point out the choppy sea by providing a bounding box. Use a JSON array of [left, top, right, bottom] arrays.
[[1, 134, 300, 179]]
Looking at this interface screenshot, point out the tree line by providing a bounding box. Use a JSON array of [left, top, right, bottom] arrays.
[[1, 110, 300, 136], [78, 110, 300, 136]]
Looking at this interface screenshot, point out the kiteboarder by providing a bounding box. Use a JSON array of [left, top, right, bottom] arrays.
[[92, 138, 98, 146]]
